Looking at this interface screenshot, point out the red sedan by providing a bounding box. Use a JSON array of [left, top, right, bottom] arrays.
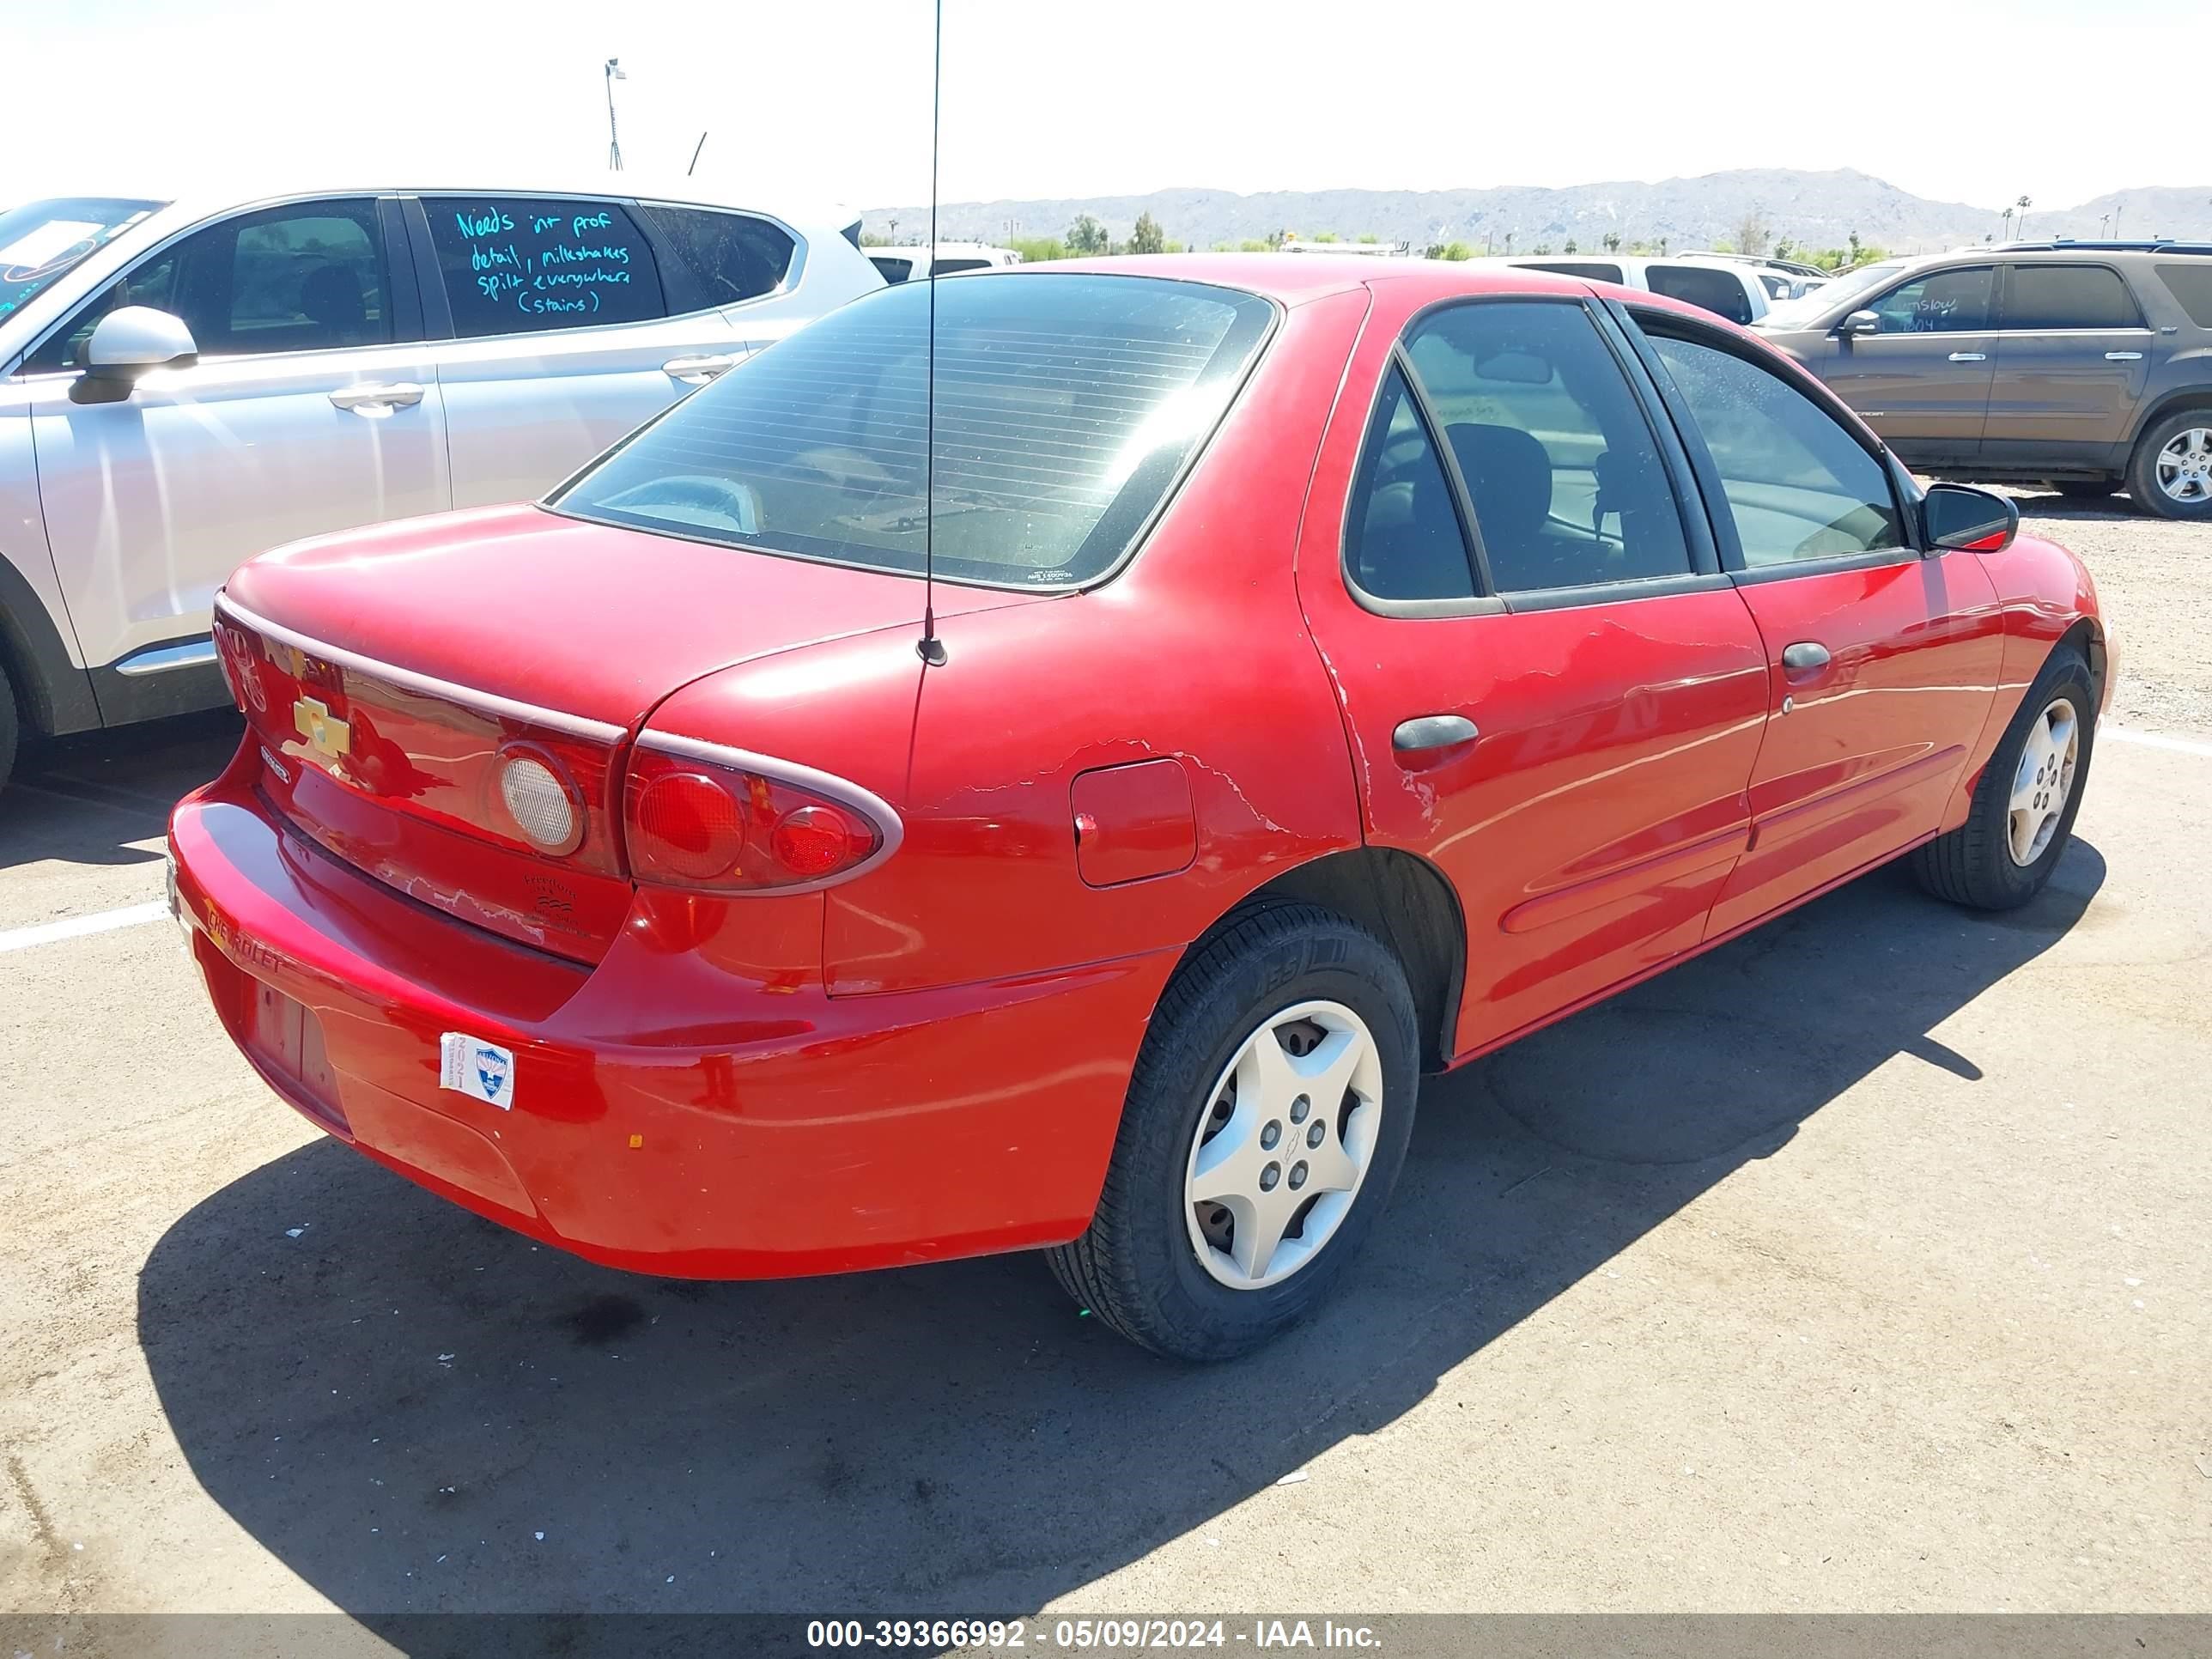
[[169, 258, 2111, 1360]]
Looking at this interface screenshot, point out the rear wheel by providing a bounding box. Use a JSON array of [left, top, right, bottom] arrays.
[[1047, 903, 1419, 1361], [2051, 477, 2119, 501], [1911, 645, 2094, 910], [2126, 411, 2212, 521]]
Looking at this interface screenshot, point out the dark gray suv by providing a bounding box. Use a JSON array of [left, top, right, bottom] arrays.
[[1756, 245, 2212, 520]]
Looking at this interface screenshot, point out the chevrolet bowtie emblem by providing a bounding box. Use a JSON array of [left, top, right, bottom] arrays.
[[293, 696, 351, 761]]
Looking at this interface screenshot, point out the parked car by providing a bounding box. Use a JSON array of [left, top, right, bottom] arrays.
[[1680, 251, 1832, 301], [1476, 254, 1771, 325], [868, 242, 1022, 283], [1756, 245, 2212, 520], [0, 180, 884, 789], [169, 257, 2111, 1360]]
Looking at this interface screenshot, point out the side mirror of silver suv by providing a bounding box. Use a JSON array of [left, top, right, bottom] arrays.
[[73, 307, 198, 404]]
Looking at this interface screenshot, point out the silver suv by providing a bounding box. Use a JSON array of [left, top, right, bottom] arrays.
[[0, 179, 884, 789]]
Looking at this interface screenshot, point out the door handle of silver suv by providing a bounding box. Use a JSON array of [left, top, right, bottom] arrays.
[[328, 382, 425, 414], [663, 354, 739, 384], [1947, 352, 1987, 362], [2105, 351, 2144, 361]]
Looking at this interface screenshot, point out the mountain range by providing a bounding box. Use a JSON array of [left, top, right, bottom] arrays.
[[861, 170, 2212, 254]]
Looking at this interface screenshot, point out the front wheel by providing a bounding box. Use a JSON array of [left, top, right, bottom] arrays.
[[1047, 903, 1419, 1361], [1911, 645, 2094, 910], [2126, 411, 2212, 521]]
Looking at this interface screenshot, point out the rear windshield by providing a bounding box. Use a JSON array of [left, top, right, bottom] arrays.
[[1, 197, 163, 325], [555, 273, 1276, 588]]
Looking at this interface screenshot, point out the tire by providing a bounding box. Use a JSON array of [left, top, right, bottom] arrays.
[[1047, 902, 1420, 1362], [2125, 410, 2212, 521], [0, 659, 19, 796], [1911, 644, 2094, 911], [2052, 478, 2119, 501]]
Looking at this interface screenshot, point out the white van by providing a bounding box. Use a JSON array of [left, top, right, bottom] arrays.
[[1470, 254, 1772, 325]]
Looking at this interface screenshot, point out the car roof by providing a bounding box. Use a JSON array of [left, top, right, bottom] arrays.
[[992, 252, 1723, 322], [34, 173, 862, 244]]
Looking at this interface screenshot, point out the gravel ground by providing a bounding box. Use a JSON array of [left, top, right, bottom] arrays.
[[2005, 491, 2211, 737]]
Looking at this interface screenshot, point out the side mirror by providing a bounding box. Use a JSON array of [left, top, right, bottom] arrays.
[[1839, 309, 1881, 337], [73, 307, 198, 402], [1921, 483, 2019, 553]]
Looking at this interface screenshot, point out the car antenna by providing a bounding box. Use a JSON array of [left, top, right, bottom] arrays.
[[687, 131, 708, 176], [916, 0, 948, 667]]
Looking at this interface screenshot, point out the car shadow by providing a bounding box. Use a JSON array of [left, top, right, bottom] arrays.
[[0, 709, 240, 871], [137, 840, 2104, 1632]]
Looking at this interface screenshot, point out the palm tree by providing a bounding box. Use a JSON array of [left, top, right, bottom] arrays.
[[2015, 195, 2033, 239]]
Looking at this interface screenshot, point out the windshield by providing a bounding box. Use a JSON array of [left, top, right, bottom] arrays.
[[1761, 261, 1905, 330], [0, 198, 163, 326], [556, 273, 1277, 589]]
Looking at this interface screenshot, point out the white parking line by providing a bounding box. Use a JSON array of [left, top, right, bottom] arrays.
[[2104, 726, 2212, 758], [0, 901, 169, 955]]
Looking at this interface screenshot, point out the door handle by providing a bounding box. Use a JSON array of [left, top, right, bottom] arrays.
[[663, 354, 738, 385], [1947, 352, 1987, 362], [1780, 641, 1831, 676], [2105, 350, 2143, 361], [328, 381, 424, 414], [1392, 714, 1479, 753]]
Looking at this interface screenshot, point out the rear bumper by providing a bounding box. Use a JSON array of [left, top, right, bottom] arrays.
[[167, 764, 1171, 1278]]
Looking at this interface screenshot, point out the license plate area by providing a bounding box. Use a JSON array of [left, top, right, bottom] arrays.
[[244, 979, 349, 1135]]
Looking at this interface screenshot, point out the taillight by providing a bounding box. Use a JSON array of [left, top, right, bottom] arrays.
[[623, 738, 897, 893]]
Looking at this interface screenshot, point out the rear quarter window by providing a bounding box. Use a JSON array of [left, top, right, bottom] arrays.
[[2153, 262, 2212, 328], [554, 273, 1276, 589], [637, 204, 795, 311], [1648, 264, 1755, 325], [2002, 264, 2143, 331], [423, 197, 665, 336]]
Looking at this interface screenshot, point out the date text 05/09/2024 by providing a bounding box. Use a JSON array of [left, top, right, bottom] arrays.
[[805, 1619, 1383, 1650]]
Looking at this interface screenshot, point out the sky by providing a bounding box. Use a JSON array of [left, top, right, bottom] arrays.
[[3, 0, 2191, 216]]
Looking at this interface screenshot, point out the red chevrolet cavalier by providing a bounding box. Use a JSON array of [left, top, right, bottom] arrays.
[[170, 258, 2111, 1359]]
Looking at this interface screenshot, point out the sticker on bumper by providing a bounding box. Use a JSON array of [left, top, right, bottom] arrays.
[[440, 1032, 514, 1109]]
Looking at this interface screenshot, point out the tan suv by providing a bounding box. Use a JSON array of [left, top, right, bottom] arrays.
[[1756, 244, 2212, 520]]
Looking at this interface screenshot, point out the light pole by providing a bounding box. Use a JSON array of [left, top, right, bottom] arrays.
[[605, 58, 627, 171]]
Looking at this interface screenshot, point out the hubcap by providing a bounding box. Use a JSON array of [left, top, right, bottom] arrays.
[[2155, 428, 2212, 504], [1184, 1000, 1383, 1291], [2007, 697, 2079, 867]]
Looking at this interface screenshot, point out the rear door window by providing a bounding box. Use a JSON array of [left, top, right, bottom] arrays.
[[555, 273, 1275, 588], [1344, 365, 1477, 603], [2002, 264, 2143, 331], [635, 204, 795, 312], [1868, 265, 1993, 333], [871, 254, 917, 283], [422, 196, 665, 337], [1402, 300, 1693, 593], [1648, 264, 1755, 324]]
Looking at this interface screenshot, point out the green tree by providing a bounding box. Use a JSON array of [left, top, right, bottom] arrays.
[[1009, 235, 1069, 264], [1734, 210, 1772, 258], [1441, 240, 1474, 261], [1239, 239, 1273, 252], [1066, 214, 1110, 256], [1127, 211, 1166, 255], [1602, 232, 1621, 253], [1532, 242, 1553, 255], [1357, 233, 1380, 245], [1773, 236, 1796, 261], [1311, 231, 1340, 243], [1563, 237, 1578, 254]]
